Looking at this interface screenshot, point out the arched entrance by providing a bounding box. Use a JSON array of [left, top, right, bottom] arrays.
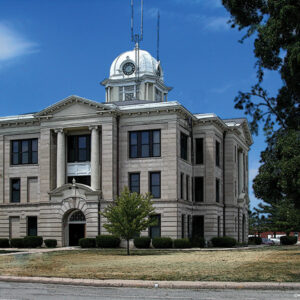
[[63, 210, 86, 246]]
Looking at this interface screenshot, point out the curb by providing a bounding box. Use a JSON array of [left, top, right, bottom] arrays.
[[0, 276, 300, 290]]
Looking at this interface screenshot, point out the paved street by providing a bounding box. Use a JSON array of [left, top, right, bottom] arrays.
[[0, 281, 299, 300]]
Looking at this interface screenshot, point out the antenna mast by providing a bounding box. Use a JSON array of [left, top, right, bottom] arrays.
[[157, 10, 160, 62]]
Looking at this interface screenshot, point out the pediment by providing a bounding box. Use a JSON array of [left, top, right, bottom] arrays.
[[35, 95, 113, 118]]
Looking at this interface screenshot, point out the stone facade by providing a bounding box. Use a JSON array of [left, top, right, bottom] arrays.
[[0, 96, 252, 246]]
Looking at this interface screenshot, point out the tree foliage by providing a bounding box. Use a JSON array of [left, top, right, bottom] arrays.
[[222, 0, 300, 135], [101, 187, 156, 255]]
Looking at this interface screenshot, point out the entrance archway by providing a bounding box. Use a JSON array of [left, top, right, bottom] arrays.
[[63, 210, 86, 246]]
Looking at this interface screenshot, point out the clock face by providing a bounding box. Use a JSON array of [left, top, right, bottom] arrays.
[[122, 62, 135, 75]]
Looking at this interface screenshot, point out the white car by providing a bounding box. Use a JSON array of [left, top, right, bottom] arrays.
[[269, 238, 281, 245]]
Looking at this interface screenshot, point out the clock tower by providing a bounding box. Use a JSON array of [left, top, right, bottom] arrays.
[[101, 44, 172, 103]]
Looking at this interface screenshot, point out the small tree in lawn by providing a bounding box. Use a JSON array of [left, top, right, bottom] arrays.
[[101, 187, 156, 255]]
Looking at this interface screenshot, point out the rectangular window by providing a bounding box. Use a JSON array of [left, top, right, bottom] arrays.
[[216, 178, 220, 203], [217, 216, 221, 237], [180, 173, 184, 199], [186, 175, 189, 201], [187, 215, 191, 238], [67, 135, 91, 162], [149, 214, 161, 238], [150, 172, 161, 198], [129, 173, 140, 194], [192, 215, 204, 238], [194, 177, 204, 202], [11, 178, 20, 203], [67, 176, 91, 186], [11, 139, 38, 165], [180, 132, 188, 161], [181, 214, 185, 238], [235, 145, 237, 163], [195, 138, 204, 164], [27, 216, 37, 236], [129, 130, 161, 158], [216, 140, 220, 167]]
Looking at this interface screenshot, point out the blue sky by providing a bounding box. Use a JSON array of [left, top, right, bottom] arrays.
[[0, 0, 282, 209]]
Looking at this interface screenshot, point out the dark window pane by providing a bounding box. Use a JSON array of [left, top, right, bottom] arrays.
[[78, 136, 86, 149], [129, 173, 140, 194], [196, 138, 204, 164], [12, 141, 19, 153], [130, 145, 138, 158], [22, 140, 29, 152], [67, 176, 91, 186], [151, 173, 160, 186], [78, 149, 87, 161], [216, 179, 220, 202], [153, 130, 160, 143], [151, 186, 160, 198], [195, 177, 204, 202], [12, 153, 19, 165], [27, 217, 37, 236], [152, 144, 160, 157], [149, 215, 161, 238], [141, 131, 149, 144], [130, 132, 138, 145], [32, 139, 38, 152], [141, 145, 150, 157], [22, 153, 29, 164], [150, 172, 161, 198], [67, 135, 90, 162], [181, 133, 188, 160], [11, 178, 20, 203], [32, 152, 38, 164], [216, 141, 220, 167]]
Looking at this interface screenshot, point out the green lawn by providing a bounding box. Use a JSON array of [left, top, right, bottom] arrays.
[[0, 246, 299, 282]]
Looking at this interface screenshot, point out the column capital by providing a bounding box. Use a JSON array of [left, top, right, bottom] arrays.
[[54, 128, 64, 134], [89, 125, 99, 131]]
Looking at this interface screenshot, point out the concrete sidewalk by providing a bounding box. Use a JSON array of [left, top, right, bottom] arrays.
[[0, 275, 299, 290]]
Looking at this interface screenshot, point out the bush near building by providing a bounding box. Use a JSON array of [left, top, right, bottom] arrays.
[[152, 237, 173, 249], [189, 236, 206, 248], [79, 238, 96, 248], [280, 236, 297, 245], [0, 238, 9, 248], [133, 236, 151, 248], [44, 239, 57, 248], [173, 238, 191, 248], [96, 235, 120, 248], [211, 236, 237, 248], [248, 236, 262, 245], [10, 238, 24, 248], [23, 236, 43, 248]]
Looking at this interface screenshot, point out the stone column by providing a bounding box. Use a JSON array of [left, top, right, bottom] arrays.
[[90, 126, 100, 190], [55, 129, 65, 188], [238, 150, 244, 194]]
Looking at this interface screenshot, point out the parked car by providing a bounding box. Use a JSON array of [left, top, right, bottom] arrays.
[[261, 238, 275, 245], [269, 238, 281, 245]]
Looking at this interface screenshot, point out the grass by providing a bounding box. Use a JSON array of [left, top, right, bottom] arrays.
[[0, 246, 299, 282]]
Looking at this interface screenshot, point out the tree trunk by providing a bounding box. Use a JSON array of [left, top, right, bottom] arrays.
[[127, 239, 130, 255]]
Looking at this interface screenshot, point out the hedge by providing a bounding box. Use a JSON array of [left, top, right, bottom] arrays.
[[96, 235, 120, 248], [152, 237, 173, 249], [23, 236, 43, 248], [190, 236, 206, 248], [133, 236, 151, 248], [79, 238, 96, 248], [10, 238, 24, 248], [280, 236, 297, 245], [173, 238, 191, 249], [0, 238, 10, 248], [44, 239, 57, 248], [211, 236, 237, 248], [248, 236, 262, 245]]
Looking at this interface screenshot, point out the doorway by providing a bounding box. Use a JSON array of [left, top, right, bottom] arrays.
[[64, 210, 86, 246]]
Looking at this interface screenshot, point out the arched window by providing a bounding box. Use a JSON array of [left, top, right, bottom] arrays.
[[69, 210, 86, 223]]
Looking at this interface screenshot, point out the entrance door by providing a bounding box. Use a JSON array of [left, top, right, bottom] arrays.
[[192, 215, 204, 238], [69, 224, 85, 246]]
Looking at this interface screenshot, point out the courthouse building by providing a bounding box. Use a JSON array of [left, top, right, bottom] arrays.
[[0, 46, 252, 246]]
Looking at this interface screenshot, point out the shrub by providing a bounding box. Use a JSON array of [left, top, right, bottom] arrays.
[[211, 236, 237, 248], [248, 236, 262, 245], [152, 237, 173, 249], [190, 236, 206, 248], [10, 238, 24, 248], [280, 236, 297, 245], [134, 236, 151, 248], [23, 236, 43, 248], [96, 235, 120, 248], [79, 238, 96, 248], [0, 238, 10, 248], [44, 239, 57, 248], [173, 238, 191, 249]]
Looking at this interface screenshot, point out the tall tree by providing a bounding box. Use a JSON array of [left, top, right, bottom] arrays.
[[101, 187, 156, 255], [222, 0, 300, 135]]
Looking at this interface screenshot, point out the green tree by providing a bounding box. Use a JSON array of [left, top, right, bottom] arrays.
[[101, 187, 156, 255], [222, 0, 300, 135], [249, 209, 268, 236], [253, 130, 300, 209]]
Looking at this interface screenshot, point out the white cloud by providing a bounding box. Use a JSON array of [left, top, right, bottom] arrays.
[[0, 23, 38, 62], [204, 16, 230, 31]]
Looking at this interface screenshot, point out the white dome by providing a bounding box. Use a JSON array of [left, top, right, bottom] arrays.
[[109, 48, 163, 80]]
